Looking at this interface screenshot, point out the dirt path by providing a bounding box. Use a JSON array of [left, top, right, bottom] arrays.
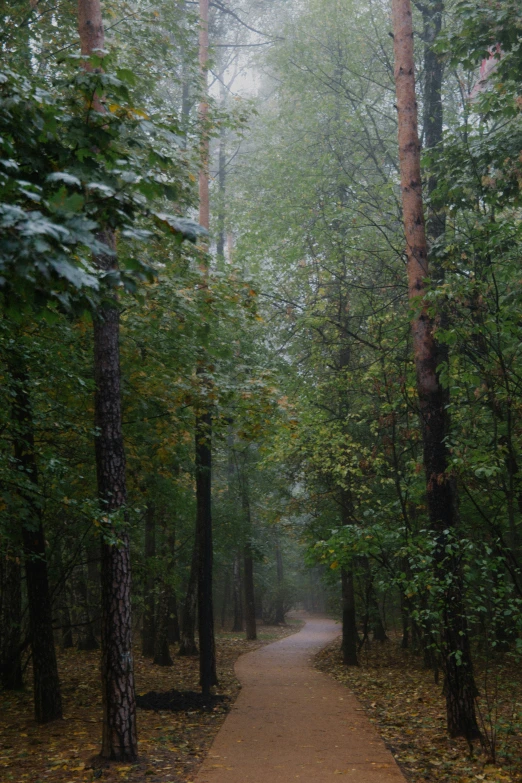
[[194, 616, 406, 783]]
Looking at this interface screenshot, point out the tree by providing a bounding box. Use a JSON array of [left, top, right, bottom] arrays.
[[77, 0, 137, 760], [196, 0, 218, 697], [391, 0, 480, 741]]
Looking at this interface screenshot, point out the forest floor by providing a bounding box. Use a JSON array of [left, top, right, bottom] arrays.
[[0, 620, 302, 783], [315, 635, 522, 783]]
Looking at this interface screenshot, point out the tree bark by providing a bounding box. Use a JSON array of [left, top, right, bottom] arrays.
[[142, 503, 156, 658], [195, 0, 217, 699], [216, 108, 226, 262], [77, 0, 137, 758], [392, 0, 480, 741], [93, 289, 137, 759]]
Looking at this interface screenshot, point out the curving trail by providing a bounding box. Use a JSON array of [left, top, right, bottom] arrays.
[[194, 616, 406, 783]]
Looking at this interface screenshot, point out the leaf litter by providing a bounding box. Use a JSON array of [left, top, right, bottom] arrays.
[[0, 622, 301, 783], [315, 636, 522, 783]]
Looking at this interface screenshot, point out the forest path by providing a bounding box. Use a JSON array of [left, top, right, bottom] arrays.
[[193, 615, 406, 783]]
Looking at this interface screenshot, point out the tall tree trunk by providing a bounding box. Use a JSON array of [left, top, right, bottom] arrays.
[[196, 0, 217, 699], [0, 548, 23, 690], [231, 552, 243, 632], [93, 260, 137, 760], [77, 0, 137, 758], [9, 353, 62, 722], [179, 537, 198, 656], [142, 503, 156, 658], [216, 103, 226, 262], [392, 0, 480, 741]]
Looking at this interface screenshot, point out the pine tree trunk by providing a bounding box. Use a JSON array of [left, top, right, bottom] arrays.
[[77, 0, 137, 756], [179, 537, 198, 656], [0, 549, 23, 689], [195, 0, 217, 699], [392, 0, 480, 741], [94, 295, 137, 759], [9, 354, 62, 722], [142, 503, 156, 658], [216, 113, 226, 262]]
